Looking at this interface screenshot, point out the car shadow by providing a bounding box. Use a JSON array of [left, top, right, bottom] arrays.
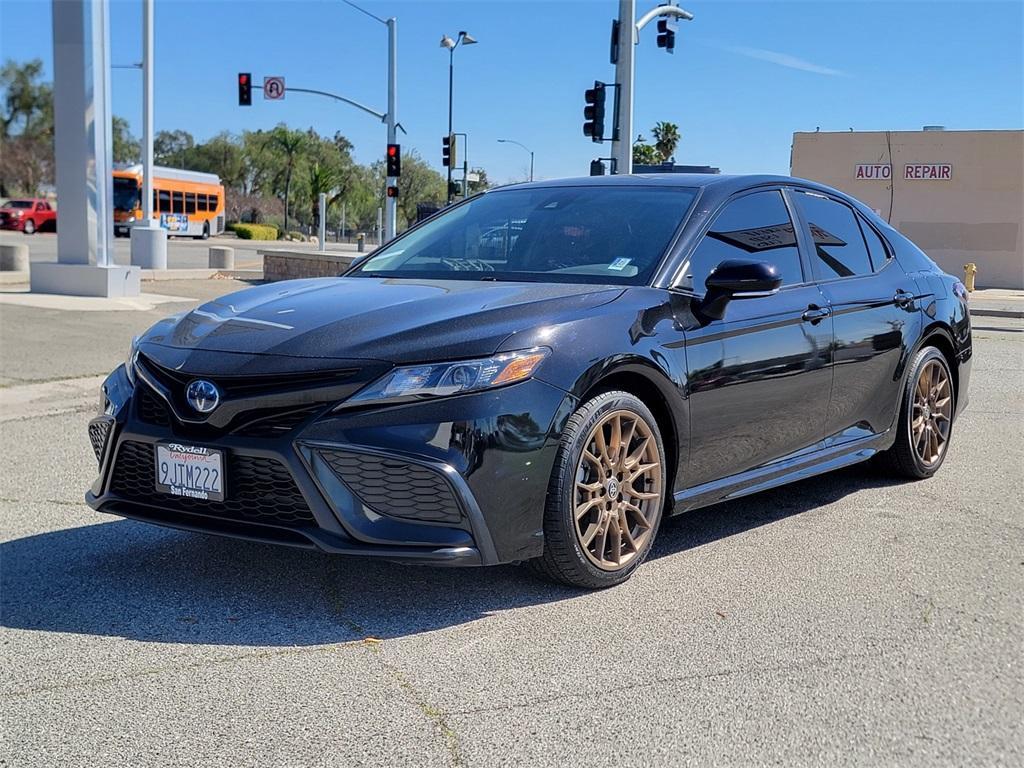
[[1, 464, 902, 647], [650, 462, 903, 560]]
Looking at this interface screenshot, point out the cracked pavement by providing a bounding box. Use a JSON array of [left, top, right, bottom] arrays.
[[1, 283, 1022, 766]]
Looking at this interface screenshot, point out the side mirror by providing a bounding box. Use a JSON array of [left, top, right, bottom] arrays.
[[700, 259, 782, 320]]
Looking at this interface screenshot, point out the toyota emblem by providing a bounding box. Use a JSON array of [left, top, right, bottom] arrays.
[[185, 379, 220, 413]]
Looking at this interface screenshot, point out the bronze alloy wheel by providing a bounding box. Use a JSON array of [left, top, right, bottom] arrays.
[[573, 410, 663, 571], [912, 359, 953, 467]]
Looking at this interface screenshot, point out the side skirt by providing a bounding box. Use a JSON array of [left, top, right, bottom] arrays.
[[671, 430, 892, 515]]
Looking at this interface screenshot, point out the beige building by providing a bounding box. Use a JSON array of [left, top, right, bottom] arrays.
[[791, 129, 1023, 289]]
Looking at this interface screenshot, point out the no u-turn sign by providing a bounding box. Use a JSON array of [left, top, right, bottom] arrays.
[[263, 76, 285, 100]]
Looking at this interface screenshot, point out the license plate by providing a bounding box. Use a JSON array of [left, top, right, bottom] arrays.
[[155, 443, 225, 501]]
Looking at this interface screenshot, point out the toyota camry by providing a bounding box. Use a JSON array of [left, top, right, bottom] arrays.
[[87, 175, 972, 588]]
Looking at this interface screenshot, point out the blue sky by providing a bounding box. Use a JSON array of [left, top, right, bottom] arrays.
[[2, 0, 1021, 183]]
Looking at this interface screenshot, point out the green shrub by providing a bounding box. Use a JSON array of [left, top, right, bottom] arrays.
[[229, 223, 279, 241]]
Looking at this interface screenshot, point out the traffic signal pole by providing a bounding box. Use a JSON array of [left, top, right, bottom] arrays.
[[610, 0, 635, 175], [609, 1, 693, 175], [385, 16, 397, 241], [446, 47, 454, 203]]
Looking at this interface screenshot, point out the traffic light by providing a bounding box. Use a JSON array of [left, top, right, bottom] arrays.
[[447, 181, 461, 199], [583, 82, 606, 143], [656, 18, 677, 53], [590, 159, 606, 176], [386, 144, 401, 177], [442, 134, 457, 167], [237, 73, 252, 106], [386, 185, 399, 198]]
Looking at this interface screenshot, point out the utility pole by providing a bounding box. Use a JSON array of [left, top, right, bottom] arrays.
[[609, 1, 693, 175], [339, 1, 399, 241], [129, 0, 166, 270], [141, 0, 154, 224]]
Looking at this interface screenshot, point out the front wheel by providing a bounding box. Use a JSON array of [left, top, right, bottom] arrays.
[[200, 222, 210, 240], [530, 391, 667, 589], [22, 219, 35, 235], [876, 346, 955, 478]]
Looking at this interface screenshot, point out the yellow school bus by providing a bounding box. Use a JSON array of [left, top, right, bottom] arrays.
[[113, 165, 226, 239]]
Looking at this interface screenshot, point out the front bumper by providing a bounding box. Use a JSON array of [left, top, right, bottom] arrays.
[[86, 365, 572, 566]]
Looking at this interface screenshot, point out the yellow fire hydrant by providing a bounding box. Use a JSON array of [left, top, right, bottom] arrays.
[[963, 262, 977, 292]]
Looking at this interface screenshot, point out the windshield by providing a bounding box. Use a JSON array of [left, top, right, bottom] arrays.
[[113, 177, 140, 212], [350, 185, 697, 285], [5, 200, 33, 209]]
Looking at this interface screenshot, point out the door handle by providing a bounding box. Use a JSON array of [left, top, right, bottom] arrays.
[[801, 305, 831, 323], [894, 289, 915, 308]]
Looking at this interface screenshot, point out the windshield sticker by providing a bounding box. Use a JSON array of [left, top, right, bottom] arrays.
[[608, 258, 632, 271]]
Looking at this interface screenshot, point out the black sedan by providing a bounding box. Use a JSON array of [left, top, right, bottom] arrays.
[[87, 175, 972, 588]]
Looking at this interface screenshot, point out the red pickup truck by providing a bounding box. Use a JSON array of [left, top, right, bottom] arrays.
[[0, 198, 57, 234]]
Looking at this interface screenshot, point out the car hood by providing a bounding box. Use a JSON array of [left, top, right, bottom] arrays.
[[143, 277, 623, 364]]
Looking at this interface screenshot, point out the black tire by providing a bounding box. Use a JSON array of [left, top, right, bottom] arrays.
[[875, 346, 954, 479], [529, 391, 667, 589], [200, 222, 210, 240], [23, 219, 35, 235]]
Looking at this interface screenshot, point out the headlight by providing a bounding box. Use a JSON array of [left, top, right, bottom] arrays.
[[348, 348, 549, 404], [125, 336, 140, 384]]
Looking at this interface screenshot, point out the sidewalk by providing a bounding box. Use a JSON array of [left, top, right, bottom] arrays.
[[969, 288, 1024, 319]]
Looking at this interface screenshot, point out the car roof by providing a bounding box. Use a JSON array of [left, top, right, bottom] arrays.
[[503, 173, 783, 190], [498, 173, 839, 196]]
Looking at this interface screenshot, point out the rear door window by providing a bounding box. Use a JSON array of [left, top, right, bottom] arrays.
[[678, 189, 804, 291], [859, 217, 891, 270], [793, 191, 873, 279]]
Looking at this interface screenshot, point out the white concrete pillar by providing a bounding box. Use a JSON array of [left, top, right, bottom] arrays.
[[32, 0, 139, 296]]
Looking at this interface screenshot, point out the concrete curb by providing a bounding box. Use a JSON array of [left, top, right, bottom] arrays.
[[1, 268, 262, 286], [139, 268, 263, 281], [969, 307, 1024, 320]]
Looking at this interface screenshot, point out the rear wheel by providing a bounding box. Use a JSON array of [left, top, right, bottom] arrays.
[[529, 391, 666, 589], [22, 219, 35, 235], [200, 221, 210, 240], [876, 346, 954, 478]]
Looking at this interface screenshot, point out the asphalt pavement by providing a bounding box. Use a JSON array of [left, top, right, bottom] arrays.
[[1, 283, 1022, 767]]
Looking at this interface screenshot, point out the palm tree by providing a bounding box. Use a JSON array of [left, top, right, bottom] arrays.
[[308, 162, 338, 232], [651, 121, 681, 163], [268, 126, 307, 232]]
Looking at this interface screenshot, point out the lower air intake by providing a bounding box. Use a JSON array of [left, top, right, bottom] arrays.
[[88, 419, 113, 463], [317, 449, 463, 526]]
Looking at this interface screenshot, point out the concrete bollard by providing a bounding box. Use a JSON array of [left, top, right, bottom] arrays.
[[0, 243, 30, 272], [208, 246, 235, 270]]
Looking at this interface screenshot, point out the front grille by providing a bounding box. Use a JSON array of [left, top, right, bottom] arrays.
[[318, 450, 463, 526], [137, 353, 357, 399], [88, 420, 113, 463], [136, 384, 172, 426], [233, 406, 324, 437], [110, 440, 315, 527]]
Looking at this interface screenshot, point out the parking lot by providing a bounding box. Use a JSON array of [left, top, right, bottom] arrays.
[[1, 281, 1021, 767], [0, 230, 363, 274]]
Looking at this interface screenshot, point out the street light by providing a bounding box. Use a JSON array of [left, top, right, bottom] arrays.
[[497, 139, 534, 182], [440, 31, 477, 203]]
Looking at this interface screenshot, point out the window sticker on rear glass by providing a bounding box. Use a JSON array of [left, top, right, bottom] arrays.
[[609, 257, 632, 271]]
